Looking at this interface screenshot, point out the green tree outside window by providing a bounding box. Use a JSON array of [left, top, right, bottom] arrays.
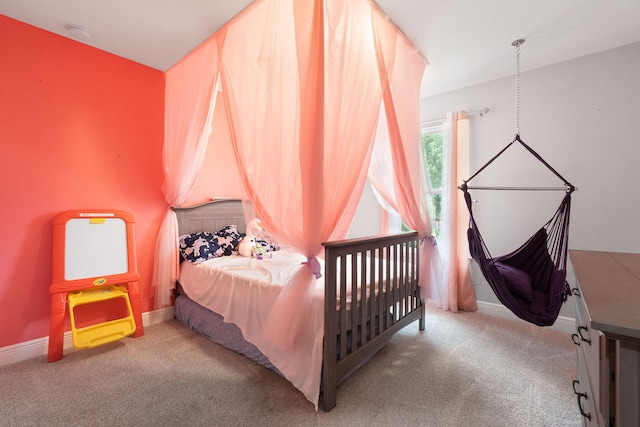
[[422, 130, 443, 236]]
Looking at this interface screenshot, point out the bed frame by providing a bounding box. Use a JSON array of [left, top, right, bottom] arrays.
[[173, 199, 425, 411]]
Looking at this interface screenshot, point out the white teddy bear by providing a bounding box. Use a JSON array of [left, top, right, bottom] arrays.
[[237, 236, 255, 257], [237, 218, 264, 257]]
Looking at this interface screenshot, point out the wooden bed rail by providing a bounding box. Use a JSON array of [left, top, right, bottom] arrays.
[[321, 231, 424, 411]]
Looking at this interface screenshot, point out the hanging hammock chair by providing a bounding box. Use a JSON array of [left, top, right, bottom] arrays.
[[459, 135, 575, 326]]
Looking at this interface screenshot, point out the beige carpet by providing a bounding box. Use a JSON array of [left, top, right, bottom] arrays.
[[0, 306, 581, 427]]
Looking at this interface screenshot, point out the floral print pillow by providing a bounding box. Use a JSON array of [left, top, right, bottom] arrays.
[[179, 225, 243, 263]]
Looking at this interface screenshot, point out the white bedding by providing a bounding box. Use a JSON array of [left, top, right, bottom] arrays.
[[179, 249, 325, 410]]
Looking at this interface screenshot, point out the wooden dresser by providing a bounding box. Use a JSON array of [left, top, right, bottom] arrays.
[[569, 250, 640, 427]]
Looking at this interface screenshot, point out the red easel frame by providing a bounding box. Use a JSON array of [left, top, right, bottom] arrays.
[[48, 210, 144, 362]]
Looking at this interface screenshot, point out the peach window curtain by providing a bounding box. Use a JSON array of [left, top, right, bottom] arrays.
[[441, 112, 477, 312], [151, 34, 223, 308], [367, 9, 442, 303]]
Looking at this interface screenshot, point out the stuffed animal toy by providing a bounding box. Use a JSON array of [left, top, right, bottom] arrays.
[[237, 218, 265, 257], [237, 236, 255, 257]]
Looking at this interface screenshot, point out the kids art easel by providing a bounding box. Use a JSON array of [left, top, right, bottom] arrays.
[[48, 210, 144, 362]]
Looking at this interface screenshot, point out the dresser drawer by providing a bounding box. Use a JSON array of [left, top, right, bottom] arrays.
[[575, 348, 596, 426], [574, 285, 605, 425]]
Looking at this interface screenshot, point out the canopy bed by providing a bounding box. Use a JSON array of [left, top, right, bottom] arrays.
[[172, 199, 423, 411], [152, 0, 452, 411]]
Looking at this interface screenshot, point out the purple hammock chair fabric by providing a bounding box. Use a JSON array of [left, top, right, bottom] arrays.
[[459, 135, 575, 326]]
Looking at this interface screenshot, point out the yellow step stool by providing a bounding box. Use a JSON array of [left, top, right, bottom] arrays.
[[68, 284, 136, 349]]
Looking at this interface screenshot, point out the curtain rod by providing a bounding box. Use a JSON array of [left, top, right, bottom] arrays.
[[421, 107, 490, 129]]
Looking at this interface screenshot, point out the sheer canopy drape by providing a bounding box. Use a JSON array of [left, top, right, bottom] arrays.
[[368, 9, 440, 302], [152, 35, 223, 307], [217, 0, 391, 409]]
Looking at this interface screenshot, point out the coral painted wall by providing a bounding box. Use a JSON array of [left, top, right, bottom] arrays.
[[184, 94, 246, 206], [0, 16, 166, 348]]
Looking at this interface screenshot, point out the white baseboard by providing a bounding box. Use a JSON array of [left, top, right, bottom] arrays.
[[476, 301, 575, 335], [0, 307, 174, 367], [2, 304, 573, 367]]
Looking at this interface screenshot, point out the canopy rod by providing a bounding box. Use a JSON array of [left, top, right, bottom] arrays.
[[420, 107, 490, 129], [458, 185, 576, 192]]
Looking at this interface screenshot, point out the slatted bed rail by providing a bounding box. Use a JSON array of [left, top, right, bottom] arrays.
[[321, 231, 425, 411]]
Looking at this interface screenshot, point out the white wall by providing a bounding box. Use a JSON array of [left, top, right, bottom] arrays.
[[421, 42, 640, 317]]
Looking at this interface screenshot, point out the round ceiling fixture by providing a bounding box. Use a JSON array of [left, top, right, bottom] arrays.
[[65, 24, 94, 41]]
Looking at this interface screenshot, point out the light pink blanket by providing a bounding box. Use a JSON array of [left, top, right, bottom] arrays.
[[179, 250, 325, 409]]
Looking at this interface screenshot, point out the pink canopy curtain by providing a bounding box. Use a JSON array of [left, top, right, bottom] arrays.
[[220, 0, 382, 335], [151, 33, 224, 307], [217, 0, 386, 408], [442, 112, 477, 311], [368, 8, 442, 302]]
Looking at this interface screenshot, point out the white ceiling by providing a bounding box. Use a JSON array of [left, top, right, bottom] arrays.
[[2, 0, 640, 97]]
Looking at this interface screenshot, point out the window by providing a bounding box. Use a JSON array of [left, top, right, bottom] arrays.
[[379, 123, 445, 235], [421, 125, 444, 237]]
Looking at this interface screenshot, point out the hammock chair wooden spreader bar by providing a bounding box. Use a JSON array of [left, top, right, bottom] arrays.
[[458, 134, 576, 193]]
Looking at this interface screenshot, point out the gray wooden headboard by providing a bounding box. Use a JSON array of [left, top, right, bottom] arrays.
[[172, 199, 247, 235]]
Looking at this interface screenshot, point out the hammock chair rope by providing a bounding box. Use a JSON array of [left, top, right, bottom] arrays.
[[459, 39, 576, 326], [462, 134, 576, 193], [514, 38, 522, 137]]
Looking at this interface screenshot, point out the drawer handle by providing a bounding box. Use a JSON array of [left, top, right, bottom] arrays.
[[572, 379, 580, 395], [577, 326, 591, 345], [572, 287, 581, 297], [577, 392, 591, 421], [571, 334, 581, 346]]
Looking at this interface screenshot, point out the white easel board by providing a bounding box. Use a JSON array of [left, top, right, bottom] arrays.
[[64, 216, 129, 281]]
